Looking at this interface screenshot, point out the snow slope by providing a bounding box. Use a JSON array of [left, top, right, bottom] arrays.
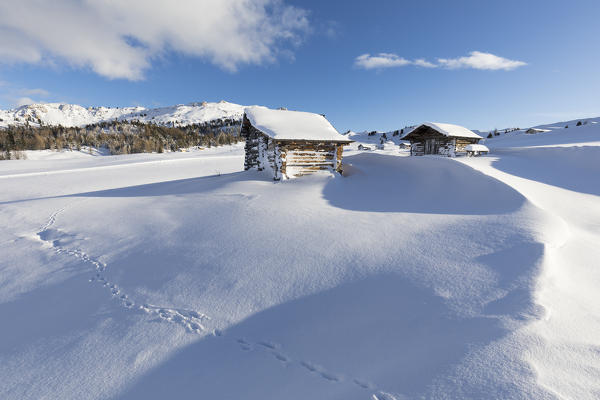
[[458, 124, 600, 399], [532, 116, 600, 131], [0, 101, 245, 128], [481, 119, 600, 149], [0, 120, 599, 399]]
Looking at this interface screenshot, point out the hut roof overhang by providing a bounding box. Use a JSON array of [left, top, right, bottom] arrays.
[[245, 106, 353, 143], [402, 122, 482, 140]]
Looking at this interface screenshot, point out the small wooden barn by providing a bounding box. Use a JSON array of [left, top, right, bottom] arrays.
[[525, 128, 550, 134], [241, 106, 353, 180], [401, 122, 483, 157]]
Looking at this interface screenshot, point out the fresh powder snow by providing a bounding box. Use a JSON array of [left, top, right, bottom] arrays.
[[0, 118, 599, 400]]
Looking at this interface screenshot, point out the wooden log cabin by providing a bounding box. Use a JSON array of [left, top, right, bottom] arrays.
[[241, 106, 353, 180], [401, 122, 483, 157]]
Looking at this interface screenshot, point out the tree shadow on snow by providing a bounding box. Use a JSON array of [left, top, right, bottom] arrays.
[[323, 153, 526, 215], [73, 171, 255, 198], [0, 170, 265, 205], [117, 275, 512, 400]]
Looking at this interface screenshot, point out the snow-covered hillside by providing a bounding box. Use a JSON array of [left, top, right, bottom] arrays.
[[0, 118, 599, 399], [532, 116, 600, 131], [0, 100, 245, 128], [481, 118, 600, 149], [344, 129, 412, 152]]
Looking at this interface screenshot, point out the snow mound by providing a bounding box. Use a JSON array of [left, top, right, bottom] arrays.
[[465, 144, 489, 152]]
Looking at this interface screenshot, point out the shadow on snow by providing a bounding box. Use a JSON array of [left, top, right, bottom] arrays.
[[491, 146, 600, 196], [117, 275, 509, 400], [322, 153, 526, 215], [0, 170, 264, 205]]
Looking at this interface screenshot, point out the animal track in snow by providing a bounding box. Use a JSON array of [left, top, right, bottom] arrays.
[[37, 204, 211, 333], [353, 379, 372, 389], [139, 304, 210, 333], [298, 360, 340, 382], [257, 341, 278, 350], [37, 205, 398, 400], [272, 351, 290, 363]]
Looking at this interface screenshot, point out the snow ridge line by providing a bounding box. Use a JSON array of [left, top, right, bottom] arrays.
[[37, 205, 399, 400], [454, 157, 587, 397]]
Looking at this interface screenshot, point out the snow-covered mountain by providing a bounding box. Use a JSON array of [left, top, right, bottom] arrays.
[[0, 100, 246, 128]]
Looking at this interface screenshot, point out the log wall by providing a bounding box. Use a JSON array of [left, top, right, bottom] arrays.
[[279, 141, 342, 179], [242, 115, 350, 180], [405, 126, 479, 157]]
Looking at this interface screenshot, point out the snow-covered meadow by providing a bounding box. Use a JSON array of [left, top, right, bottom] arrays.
[[1, 122, 599, 399]]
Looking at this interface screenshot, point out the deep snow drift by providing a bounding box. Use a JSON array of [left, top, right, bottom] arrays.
[[0, 122, 599, 399]]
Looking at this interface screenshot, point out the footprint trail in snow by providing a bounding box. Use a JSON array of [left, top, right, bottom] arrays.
[[37, 204, 399, 400]]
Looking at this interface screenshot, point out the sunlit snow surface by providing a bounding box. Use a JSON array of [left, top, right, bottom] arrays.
[[1, 122, 599, 399]]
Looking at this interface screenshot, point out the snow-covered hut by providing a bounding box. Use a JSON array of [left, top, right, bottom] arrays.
[[241, 106, 353, 180], [401, 122, 482, 157]]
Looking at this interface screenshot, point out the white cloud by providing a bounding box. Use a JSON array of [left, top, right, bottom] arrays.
[[355, 53, 411, 69], [322, 20, 341, 39], [15, 97, 36, 107], [20, 88, 50, 97], [0, 82, 51, 108], [355, 51, 526, 71], [437, 51, 526, 71], [413, 59, 437, 68], [0, 0, 309, 80]]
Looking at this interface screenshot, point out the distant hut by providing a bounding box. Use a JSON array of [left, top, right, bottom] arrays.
[[401, 122, 482, 157], [241, 106, 353, 180], [525, 128, 550, 134]]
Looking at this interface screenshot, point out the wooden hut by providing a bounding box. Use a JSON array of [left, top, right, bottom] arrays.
[[525, 128, 550, 134], [401, 122, 482, 157], [241, 106, 353, 180]]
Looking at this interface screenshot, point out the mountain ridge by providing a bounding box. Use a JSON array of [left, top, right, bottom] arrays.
[[0, 100, 246, 129]]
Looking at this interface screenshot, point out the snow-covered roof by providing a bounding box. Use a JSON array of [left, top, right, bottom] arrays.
[[402, 122, 482, 139], [465, 144, 489, 152], [244, 106, 352, 142]]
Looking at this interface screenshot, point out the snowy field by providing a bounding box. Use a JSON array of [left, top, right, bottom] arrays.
[[1, 124, 599, 399]]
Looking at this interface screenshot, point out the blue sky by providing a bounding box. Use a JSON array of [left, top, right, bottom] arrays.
[[0, 0, 599, 131]]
